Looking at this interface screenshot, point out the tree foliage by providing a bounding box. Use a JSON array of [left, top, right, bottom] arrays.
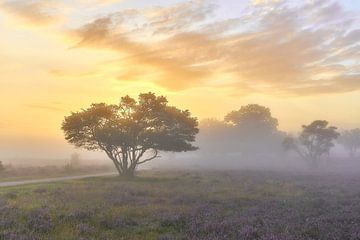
[[224, 104, 278, 133], [224, 104, 283, 157], [61, 93, 199, 177], [338, 129, 360, 157], [197, 104, 283, 161], [283, 120, 339, 167]]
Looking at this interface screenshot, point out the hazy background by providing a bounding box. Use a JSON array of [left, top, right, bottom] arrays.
[[1, 0, 360, 169]]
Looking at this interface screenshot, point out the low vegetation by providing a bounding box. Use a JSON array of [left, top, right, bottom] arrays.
[[1, 170, 360, 240]]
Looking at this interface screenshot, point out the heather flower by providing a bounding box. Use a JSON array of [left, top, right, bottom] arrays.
[[27, 207, 53, 233]]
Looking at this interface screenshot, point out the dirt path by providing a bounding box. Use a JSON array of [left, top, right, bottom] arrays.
[[0, 172, 116, 187]]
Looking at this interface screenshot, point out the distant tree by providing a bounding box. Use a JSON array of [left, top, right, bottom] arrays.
[[70, 152, 81, 168], [64, 153, 81, 172], [0, 161, 5, 174], [61, 93, 199, 177], [338, 129, 360, 158], [225, 104, 278, 133], [224, 104, 283, 157], [283, 120, 340, 167], [282, 135, 296, 152]]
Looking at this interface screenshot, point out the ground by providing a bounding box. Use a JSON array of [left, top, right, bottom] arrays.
[[1, 170, 360, 240], [0, 165, 112, 182]]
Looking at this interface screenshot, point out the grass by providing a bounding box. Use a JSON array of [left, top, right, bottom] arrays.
[[1, 170, 360, 239]]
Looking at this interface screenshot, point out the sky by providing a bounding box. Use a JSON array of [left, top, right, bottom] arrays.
[[1, 0, 360, 160]]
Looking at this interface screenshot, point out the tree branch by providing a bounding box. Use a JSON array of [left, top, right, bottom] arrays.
[[137, 149, 160, 165]]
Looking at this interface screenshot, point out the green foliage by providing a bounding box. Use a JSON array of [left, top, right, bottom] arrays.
[[62, 93, 199, 176]]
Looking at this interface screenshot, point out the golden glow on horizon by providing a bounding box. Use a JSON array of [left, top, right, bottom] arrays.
[[1, 0, 360, 159]]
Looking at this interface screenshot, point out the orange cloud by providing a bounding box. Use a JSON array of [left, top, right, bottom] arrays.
[[47, 0, 358, 96], [1, 0, 62, 25]]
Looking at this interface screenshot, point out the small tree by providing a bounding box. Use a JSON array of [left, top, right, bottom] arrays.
[[0, 161, 5, 174], [338, 129, 360, 158], [64, 153, 81, 172], [61, 93, 199, 177], [70, 153, 81, 168], [283, 120, 339, 167]]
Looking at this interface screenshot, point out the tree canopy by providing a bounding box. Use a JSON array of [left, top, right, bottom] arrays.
[[61, 93, 199, 177], [283, 120, 339, 167], [224, 104, 278, 133], [197, 104, 284, 161]]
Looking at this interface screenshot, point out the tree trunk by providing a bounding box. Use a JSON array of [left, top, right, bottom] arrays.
[[120, 167, 135, 179], [110, 158, 136, 178]]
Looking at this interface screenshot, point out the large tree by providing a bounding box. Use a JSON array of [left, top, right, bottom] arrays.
[[338, 129, 360, 158], [283, 120, 339, 167], [61, 93, 199, 177]]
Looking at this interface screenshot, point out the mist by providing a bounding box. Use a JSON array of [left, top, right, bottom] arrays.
[[2, 104, 359, 175], [150, 107, 360, 176], [2, 1, 360, 239]]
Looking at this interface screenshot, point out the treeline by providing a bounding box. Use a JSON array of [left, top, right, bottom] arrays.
[[197, 104, 360, 168], [60, 92, 358, 176]]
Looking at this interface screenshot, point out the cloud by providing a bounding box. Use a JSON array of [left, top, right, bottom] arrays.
[[145, 0, 215, 35], [252, 0, 282, 6], [94, 0, 124, 4], [70, 2, 213, 90], [1, 0, 62, 25], [78, 0, 124, 5], [67, 0, 360, 96], [286, 74, 360, 95]]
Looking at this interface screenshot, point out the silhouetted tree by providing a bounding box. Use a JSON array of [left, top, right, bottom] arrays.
[[225, 104, 278, 133], [61, 93, 199, 177], [283, 120, 339, 167], [338, 129, 360, 158], [224, 104, 283, 157]]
